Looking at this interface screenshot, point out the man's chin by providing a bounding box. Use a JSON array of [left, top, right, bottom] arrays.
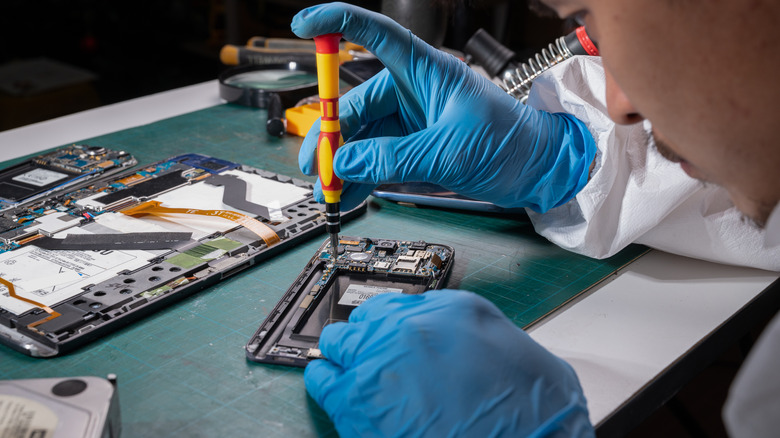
[[678, 160, 706, 182], [650, 128, 778, 229], [731, 196, 778, 229]]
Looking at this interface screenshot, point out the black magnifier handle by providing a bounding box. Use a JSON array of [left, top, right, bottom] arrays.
[[266, 92, 286, 137]]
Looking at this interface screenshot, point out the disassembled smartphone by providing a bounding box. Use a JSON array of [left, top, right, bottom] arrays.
[[372, 182, 526, 214], [0, 144, 137, 212], [245, 236, 455, 367], [0, 152, 365, 357]]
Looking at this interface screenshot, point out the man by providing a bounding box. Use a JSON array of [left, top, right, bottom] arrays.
[[291, 1, 780, 436], [524, 56, 780, 271]]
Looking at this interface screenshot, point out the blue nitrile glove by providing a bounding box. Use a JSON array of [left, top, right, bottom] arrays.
[[304, 290, 594, 437], [292, 3, 596, 212]]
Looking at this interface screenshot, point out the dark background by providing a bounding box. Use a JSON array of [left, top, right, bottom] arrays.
[[0, 0, 565, 131]]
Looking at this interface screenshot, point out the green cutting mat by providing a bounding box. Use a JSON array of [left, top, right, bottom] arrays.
[[0, 104, 646, 437]]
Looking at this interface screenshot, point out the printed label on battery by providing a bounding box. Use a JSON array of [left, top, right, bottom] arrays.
[[0, 242, 154, 315], [12, 169, 68, 187], [338, 284, 403, 307]]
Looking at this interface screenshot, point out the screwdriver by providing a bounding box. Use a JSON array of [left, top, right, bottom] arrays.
[[219, 38, 358, 67], [219, 44, 319, 66], [313, 33, 344, 257]]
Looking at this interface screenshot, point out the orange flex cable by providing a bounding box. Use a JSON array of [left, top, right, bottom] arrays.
[[120, 201, 281, 247], [0, 277, 61, 329]]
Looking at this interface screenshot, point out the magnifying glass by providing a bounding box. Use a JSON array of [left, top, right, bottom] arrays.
[[218, 62, 322, 109], [218, 62, 368, 108], [219, 61, 374, 136]]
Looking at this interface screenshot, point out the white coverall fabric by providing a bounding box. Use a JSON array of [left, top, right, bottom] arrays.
[[523, 56, 780, 437], [525, 56, 780, 271], [722, 203, 780, 438]]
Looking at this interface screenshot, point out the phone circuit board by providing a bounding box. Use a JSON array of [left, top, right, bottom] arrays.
[[0, 152, 365, 357], [246, 237, 454, 367]]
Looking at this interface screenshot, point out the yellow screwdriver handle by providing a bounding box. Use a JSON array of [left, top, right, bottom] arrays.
[[314, 33, 344, 205]]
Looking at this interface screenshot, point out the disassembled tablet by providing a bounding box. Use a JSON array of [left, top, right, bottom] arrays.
[[0, 144, 136, 212], [245, 237, 455, 367], [0, 152, 365, 357]]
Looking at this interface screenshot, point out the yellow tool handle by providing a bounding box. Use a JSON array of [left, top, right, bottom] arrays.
[[314, 33, 344, 205]]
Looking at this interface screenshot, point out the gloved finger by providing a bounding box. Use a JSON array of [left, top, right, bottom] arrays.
[[303, 358, 345, 409], [298, 118, 321, 176], [311, 179, 324, 203], [317, 318, 384, 369], [338, 181, 376, 211], [292, 3, 414, 71], [338, 69, 403, 140], [299, 71, 402, 177], [292, 3, 439, 131], [347, 291, 417, 323], [347, 292, 453, 329], [333, 128, 450, 185], [311, 177, 374, 210]]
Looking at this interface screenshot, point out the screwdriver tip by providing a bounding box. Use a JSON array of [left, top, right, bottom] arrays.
[[330, 233, 339, 257]]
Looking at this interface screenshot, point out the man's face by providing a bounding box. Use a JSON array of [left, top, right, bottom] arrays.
[[541, 0, 780, 225]]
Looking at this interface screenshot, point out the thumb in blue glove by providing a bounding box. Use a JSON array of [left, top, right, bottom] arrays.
[[292, 3, 596, 212], [304, 290, 594, 437]]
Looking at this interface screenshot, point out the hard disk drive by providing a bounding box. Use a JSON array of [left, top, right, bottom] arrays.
[[0, 375, 120, 438]]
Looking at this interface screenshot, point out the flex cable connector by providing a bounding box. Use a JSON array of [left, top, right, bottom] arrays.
[[120, 200, 281, 247], [0, 277, 61, 329]]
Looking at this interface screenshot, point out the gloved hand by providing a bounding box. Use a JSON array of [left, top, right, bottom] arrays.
[[292, 3, 596, 212], [304, 290, 594, 437]]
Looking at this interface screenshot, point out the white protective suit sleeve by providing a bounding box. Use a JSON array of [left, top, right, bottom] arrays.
[[525, 56, 780, 271], [723, 309, 780, 437], [723, 204, 780, 437]]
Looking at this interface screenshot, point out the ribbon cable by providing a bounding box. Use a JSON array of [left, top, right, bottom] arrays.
[[0, 277, 61, 329], [120, 201, 281, 247]]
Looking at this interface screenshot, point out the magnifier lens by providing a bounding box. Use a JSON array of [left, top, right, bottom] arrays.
[[223, 70, 318, 90], [219, 63, 364, 108]]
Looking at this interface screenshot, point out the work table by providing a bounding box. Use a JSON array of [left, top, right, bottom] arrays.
[[0, 82, 777, 436]]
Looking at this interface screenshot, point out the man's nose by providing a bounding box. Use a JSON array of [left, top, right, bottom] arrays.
[[605, 68, 644, 125]]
